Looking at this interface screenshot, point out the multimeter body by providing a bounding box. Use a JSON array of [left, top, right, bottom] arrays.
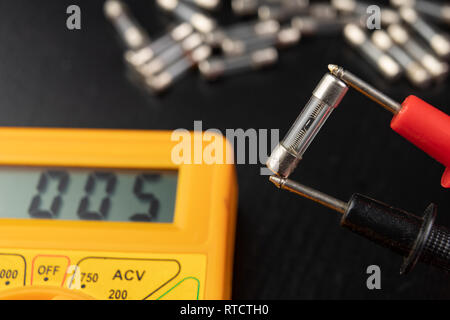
[[0, 128, 238, 300]]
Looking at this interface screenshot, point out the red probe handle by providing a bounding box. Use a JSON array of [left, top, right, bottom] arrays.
[[390, 95, 450, 188]]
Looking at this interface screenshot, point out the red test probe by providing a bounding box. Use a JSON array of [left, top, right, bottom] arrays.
[[329, 65, 450, 188]]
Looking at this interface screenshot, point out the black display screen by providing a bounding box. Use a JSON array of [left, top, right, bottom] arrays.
[[0, 167, 177, 222]]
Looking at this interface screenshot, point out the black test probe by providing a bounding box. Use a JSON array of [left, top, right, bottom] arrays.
[[269, 176, 450, 274]]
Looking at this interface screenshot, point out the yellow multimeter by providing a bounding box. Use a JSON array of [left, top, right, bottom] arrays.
[[0, 128, 238, 300]]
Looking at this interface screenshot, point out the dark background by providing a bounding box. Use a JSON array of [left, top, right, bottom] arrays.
[[1, 0, 449, 299]]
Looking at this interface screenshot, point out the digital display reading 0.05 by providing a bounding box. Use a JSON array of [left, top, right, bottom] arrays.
[[0, 167, 177, 223]]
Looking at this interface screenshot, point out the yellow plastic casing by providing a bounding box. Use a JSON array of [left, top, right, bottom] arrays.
[[0, 128, 238, 300]]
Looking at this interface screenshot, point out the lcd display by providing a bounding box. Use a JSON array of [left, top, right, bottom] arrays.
[[0, 167, 177, 223]]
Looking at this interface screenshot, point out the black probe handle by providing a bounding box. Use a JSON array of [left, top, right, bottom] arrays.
[[341, 194, 450, 274]]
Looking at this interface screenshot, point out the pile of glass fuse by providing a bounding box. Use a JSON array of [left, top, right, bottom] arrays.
[[104, 0, 450, 94]]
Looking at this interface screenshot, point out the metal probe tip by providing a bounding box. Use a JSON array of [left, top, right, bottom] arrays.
[[327, 64, 402, 114], [327, 64, 341, 76], [269, 175, 285, 188], [269, 175, 348, 214]]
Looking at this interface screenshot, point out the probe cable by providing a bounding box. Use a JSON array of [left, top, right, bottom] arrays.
[[270, 176, 450, 274]]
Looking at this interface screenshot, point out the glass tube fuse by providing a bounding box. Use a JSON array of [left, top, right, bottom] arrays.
[[205, 20, 280, 47], [291, 16, 355, 37], [104, 0, 150, 50], [137, 32, 203, 77], [182, 0, 221, 11], [371, 30, 432, 88], [332, 0, 400, 27], [391, 0, 450, 25], [231, 0, 260, 16], [343, 23, 402, 81], [387, 23, 449, 80], [157, 0, 217, 34], [222, 27, 300, 56], [124, 23, 194, 68], [267, 73, 348, 177], [258, 0, 309, 22], [199, 47, 278, 80], [145, 45, 211, 93], [399, 7, 450, 59]]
